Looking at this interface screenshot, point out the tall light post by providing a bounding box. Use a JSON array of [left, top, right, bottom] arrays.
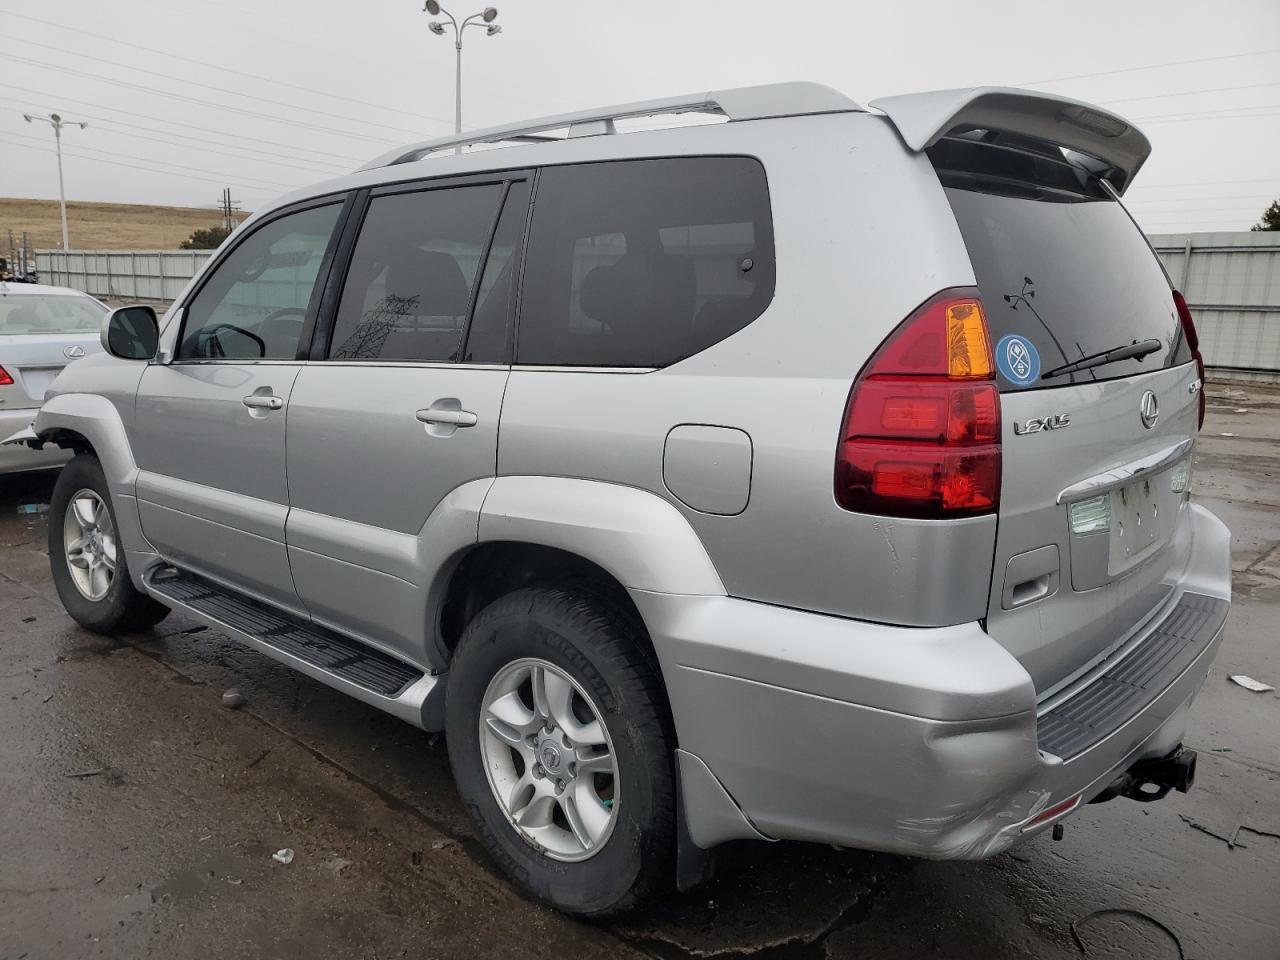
[[422, 2, 501, 153], [23, 112, 88, 250]]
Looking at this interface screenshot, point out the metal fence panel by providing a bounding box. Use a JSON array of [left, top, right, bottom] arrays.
[[1150, 232, 1280, 380], [35, 249, 215, 304]]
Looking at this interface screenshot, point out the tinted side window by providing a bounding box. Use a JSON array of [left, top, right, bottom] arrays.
[[465, 179, 530, 363], [179, 204, 340, 360], [517, 157, 774, 367], [328, 184, 503, 362]]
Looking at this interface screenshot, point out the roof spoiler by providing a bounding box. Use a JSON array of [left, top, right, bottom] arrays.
[[869, 87, 1151, 194]]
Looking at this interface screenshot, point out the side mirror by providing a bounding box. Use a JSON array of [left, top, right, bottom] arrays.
[[102, 305, 159, 360]]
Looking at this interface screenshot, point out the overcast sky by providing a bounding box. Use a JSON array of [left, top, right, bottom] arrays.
[[2, 0, 1278, 234]]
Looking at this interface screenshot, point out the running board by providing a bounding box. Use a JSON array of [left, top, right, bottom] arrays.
[[144, 566, 441, 730]]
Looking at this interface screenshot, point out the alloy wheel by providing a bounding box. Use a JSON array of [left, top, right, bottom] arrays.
[[63, 489, 116, 602], [478, 657, 620, 862]]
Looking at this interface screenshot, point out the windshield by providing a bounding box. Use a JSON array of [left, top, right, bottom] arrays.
[[0, 293, 107, 334]]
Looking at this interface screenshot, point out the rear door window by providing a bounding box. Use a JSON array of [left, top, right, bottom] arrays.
[[329, 184, 504, 362], [933, 138, 1189, 391], [517, 157, 774, 367]]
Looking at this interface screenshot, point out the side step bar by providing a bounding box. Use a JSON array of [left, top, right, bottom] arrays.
[[144, 566, 441, 730]]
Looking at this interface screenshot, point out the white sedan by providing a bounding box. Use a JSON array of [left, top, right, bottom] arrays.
[[0, 282, 108, 473]]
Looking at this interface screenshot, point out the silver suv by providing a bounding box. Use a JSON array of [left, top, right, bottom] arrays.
[[6, 83, 1231, 915]]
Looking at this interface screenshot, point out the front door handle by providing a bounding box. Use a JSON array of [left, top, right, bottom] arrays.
[[242, 394, 283, 410], [416, 407, 478, 428]]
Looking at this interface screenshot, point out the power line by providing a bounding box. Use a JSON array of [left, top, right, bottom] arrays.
[[1132, 103, 1280, 121], [1017, 48, 1280, 87], [1101, 80, 1280, 105], [0, 98, 350, 178], [2, 130, 302, 192], [0, 11, 444, 124], [1136, 213, 1262, 222], [75, 123, 350, 178], [1129, 177, 1280, 189], [1141, 112, 1280, 124], [0, 52, 409, 146], [0, 82, 366, 165], [1124, 194, 1277, 203], [0, 136, 299, 194], [0, 36, 451, 136], [1128, 207, 1265, 215], [119, 0, 580, 115]]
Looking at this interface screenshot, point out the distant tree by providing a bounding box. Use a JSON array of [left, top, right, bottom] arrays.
[[180, 225, 233, 249], [1251, 200, 1280, 232]]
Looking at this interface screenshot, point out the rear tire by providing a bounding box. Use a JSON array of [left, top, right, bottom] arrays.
[[445, 585, 675, 916], [48, 454, 170, 634]]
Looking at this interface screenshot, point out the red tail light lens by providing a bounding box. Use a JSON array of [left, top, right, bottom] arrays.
[[1173, 290, 1204, 430], [0, 365, 13, 387], [835, 289, 1001, 518]]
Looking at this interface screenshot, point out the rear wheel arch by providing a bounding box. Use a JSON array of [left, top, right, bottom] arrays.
[[437, 541, 659, 670]]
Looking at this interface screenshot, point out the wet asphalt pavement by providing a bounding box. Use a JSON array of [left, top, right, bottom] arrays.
[[2, 385, 1279, 960]]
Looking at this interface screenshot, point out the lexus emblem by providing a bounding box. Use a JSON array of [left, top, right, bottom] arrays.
[[1139, 390, 1159, 429], [63, 344, 85, 360]]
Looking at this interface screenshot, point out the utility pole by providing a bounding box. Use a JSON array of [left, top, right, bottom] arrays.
[[216, 188, 242, 233], [421, 2, 502, 153], [22, 112, 87, 250]]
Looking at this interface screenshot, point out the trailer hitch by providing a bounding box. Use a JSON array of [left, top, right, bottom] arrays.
[[1090, 746, 1197, 805]]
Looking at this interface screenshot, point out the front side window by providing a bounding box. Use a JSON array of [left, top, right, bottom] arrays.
[[517, 157, 775, 367], [179, 203, 341, 361], [328, 184, 504, 362]]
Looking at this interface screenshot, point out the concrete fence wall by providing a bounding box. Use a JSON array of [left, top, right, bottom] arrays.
[[36, 231, 1280, 377]]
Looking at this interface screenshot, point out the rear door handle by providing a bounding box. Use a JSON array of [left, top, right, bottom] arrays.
[[242, 394, 283, 410], [416, 407, 478, 427]]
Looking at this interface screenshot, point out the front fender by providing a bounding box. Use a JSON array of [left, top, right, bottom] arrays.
[[478, 476, 725, 596], [34, 392, 139, 491], [33, 392, 156, 586]]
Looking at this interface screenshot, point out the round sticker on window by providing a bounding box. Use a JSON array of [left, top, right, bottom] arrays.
[[995, 334, 1040, 386]]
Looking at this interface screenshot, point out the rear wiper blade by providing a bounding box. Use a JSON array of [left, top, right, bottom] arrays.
[[1041, 338, 1163, 380]]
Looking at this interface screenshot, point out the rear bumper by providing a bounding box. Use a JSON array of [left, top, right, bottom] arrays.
[[637, 503, 1231, 857], [0, 409, 69, 473]]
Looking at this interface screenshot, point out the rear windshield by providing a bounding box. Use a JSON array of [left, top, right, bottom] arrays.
[[932, 136, 1190, 391], [0, 293, 106, 334]]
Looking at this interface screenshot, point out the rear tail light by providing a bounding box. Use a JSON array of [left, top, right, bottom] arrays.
[[1173, 290, 1204, 429], [835, 289, 1001, 518], [0, 365, 12, 387]]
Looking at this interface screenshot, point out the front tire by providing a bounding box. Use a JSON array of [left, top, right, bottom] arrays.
[[48, 454, 170, 634], [445, 585, 675, 916]]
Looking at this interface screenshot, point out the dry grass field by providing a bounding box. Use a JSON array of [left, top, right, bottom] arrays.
[[0, 197, 249, 251]]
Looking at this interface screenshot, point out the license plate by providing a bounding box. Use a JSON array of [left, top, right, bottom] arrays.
[[1108, 474, 1175, 575], [19, 367, 62, 402]]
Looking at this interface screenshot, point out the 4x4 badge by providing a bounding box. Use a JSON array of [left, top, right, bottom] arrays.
[[1013, 414, 1071, 435]]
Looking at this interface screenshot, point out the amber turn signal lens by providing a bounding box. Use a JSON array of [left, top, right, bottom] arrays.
[[946, 300, 993, 379]]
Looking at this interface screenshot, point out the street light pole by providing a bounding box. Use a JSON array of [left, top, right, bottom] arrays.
[[23, 112, 88, 250], [422, 2, 502, 153]]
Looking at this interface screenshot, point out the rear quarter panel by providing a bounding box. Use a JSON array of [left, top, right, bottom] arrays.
[[499, 113, 992, 623]]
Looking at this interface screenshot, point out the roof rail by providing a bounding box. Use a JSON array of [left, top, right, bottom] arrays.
[[359, 82, 862, 170]]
